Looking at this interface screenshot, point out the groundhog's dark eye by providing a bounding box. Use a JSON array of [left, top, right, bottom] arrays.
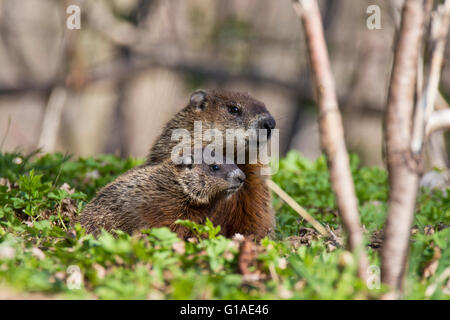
[[227, 105, 241, 115], [210, 164, 220, 171]]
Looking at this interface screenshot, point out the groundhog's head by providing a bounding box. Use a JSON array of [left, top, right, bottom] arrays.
[[186, 89, 277, 163], [188, 89, 276, 135], [175, 155, 246, 205], [147, 89, 276, 166]]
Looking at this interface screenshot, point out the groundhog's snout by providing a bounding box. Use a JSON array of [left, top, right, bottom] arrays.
[[258, 115, 276, 139], [227, 168, 246, 191]]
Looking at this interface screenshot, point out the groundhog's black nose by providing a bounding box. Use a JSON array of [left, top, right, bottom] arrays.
[[236, 172, 245, 184], [259, 116, 276, 138], [229, 169, 246, 188]]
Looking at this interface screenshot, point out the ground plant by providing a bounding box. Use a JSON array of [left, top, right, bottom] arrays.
[[0, 151, 448, 299]]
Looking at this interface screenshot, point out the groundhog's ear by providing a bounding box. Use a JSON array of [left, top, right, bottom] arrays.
[[190, 89, 208, 110], [180, 154, 194, 170]]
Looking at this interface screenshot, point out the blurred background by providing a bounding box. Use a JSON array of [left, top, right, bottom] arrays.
[[0, 0, 448, 168]]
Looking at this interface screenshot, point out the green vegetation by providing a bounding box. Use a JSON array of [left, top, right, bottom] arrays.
[[0, 151, 448, 299]]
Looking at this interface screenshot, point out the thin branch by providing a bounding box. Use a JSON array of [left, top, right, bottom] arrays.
[[37, 86, 68, 153], [266, 180, 328, 237], [388, 0, 405, 29], [0, 115, 11, 152], [424, 1, 450, 120], [411, 0, 450, 153], [86, 0, 140, 47], [0, 53, 298, 97], [292, 0, 369, 281], [425, 131, 449, 169], [426, 109, 450, 136]]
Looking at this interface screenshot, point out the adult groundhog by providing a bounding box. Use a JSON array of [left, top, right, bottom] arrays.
[[146, 89, 276, 239], [79, 155, 246, 239]]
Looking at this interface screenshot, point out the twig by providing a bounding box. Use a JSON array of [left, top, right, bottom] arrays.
[[426, 109, 450, 136], [388, 0, 405, 30], [266, 180, 328, 237], [424, 1, 450, 120], [0, 53, 298, 97], [425, 130, 449, 169], [0, 115, 11, 152], [325, 225, 342, 247], [37, 87, 68, 153], [86, 0, 140, 47], [425, 267, 450, 297], [292, 0, 369, 281]]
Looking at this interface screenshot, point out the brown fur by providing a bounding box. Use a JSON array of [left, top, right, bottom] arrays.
[[210, 163, 274, 239], [79, 157, 245, 239], [146, 89, 276, 240]]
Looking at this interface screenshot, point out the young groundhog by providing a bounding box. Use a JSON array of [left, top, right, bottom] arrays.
[[146, 89, 276, 240], [79, 155, 246, 239]]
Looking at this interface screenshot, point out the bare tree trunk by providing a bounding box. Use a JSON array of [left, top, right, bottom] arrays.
[[381, 0, 424, 294], [292, 0, 369, 281]]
